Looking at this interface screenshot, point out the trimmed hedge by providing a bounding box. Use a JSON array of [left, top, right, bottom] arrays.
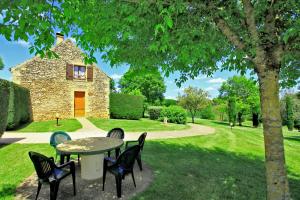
[[0, 79, 10, 137], [148, 106, 162, 120], [110, 93, 144, 120], [6, 83, 31, 129], [160, 105, 187, 124]]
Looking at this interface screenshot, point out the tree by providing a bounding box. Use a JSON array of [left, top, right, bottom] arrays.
[[213, 98, 228, 121], [110, 79, 117, 93], [119, 67, 166, 104], [178, 86, 209, 123], [1, 1, 299, 198], [219, 76, 259, 126], [0, 57, 4, 70], [286, 96, 294, 131], [228, 97, 237, 127]]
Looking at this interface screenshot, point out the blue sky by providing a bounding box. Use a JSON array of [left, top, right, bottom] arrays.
[[0, 36, 242, 99]]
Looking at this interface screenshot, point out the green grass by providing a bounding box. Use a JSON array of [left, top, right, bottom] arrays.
[[88, 118, 190, 132], [1, 119, 300, 199], [14, 119, 82, 132]]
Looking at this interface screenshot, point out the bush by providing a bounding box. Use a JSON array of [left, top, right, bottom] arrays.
[[160, 106, 187, 124], [0, 79, 10, 137], [286, 96, 294, 131], [148, 106, 163, 120], [295, 119, 300, 131], [6, 82, 31, 130], [199, 105, 215, 120], [110, 93, 144, 120], [163, 99, 177, 107], [228, 97, 237, 126]]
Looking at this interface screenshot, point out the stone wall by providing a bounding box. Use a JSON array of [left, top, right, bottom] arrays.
[[11, 40, 110, 121]]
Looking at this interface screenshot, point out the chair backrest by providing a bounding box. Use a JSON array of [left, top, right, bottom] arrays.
[[138, 132, 147, 150], [28, 151, 55, 181], [50, 131, 72, 147], [116, 145, 140, 171], [107, 128, 125, 139]]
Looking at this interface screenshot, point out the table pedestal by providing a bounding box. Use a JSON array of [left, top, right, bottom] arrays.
[[80, 154, 104, 180]]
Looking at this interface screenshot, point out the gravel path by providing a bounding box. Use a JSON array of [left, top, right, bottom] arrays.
[[0, 118, 215, 144], [16, 163, 153, 200]]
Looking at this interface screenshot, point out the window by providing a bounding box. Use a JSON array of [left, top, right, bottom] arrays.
[[74, 65, 86, 80]]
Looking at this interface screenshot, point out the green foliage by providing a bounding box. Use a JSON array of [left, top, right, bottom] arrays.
[[294, 119, 300, 131], [160, 106, 187, 124], [228, 97, 237, 126], [178, 86, 209, 123], [0, 79, 10, 137], [219, 76, 260, 127], [286, 96, 294, 131], [110, 79, 116, 93], [148, 106, 163, 120], [119, 66, 166, 103], [0, 57, 4, 70], [162, 99, 177, 107], [212, 98, 228, 121], [109, 93, 144, 120], [6, 82, 31, 130], [199, 105, 215, 120]]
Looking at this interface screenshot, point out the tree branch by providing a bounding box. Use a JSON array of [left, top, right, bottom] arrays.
[[242, 0, 260, 47], [214, 18, 246, 51]]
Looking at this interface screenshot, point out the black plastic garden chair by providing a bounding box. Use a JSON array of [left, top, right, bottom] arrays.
[[50, 131, 80, 165], [125, 132, 147, 171], [28, 151, 76, 200], [106, 128, 125, 158], [102, 145, 140, 198]]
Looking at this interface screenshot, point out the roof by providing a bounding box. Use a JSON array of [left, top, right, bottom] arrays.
[[10, 39, 111, 79]]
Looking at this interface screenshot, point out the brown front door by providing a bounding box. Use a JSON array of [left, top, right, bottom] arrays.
[[74, 91, 85, 117]]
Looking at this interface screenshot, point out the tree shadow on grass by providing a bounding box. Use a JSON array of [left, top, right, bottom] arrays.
[[0, 184, 16, 200], [284, 136, 300, 142], [136, 141, 300, 200]]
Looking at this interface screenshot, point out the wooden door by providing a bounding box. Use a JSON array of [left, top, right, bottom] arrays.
[[74, 91, 85, 117]]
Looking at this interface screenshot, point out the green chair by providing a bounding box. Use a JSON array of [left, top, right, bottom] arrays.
[[50, 131, 77, 164]]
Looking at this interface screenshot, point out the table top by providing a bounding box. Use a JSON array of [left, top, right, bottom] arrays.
[[56, 137, 124, 155]]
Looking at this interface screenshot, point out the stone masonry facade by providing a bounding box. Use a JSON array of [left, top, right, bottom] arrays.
[[11, 39, 110, 121]]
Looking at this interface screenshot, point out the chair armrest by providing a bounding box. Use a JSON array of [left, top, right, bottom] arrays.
[[125, 140, 138, 149], [56, 161, 75, 169], [49, 157, 55, 162]]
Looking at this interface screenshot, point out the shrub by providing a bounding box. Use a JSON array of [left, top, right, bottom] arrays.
[[6, 83, 31, 130], [199, 105, 215, 120], [286, 96, 294, 131], [0, 79, 10, 137], [295, 119, 300, 131], [148, 106, 163, 120], [110, 93, 144, 120], [163, 99, 177, 107], [228, 97, 237, 126], [160, 106, 187, 124]]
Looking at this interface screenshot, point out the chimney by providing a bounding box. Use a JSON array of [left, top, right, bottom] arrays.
[[56, 33, 64, 44]]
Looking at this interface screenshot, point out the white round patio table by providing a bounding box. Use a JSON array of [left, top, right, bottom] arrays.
[[56, 137, 123, 180]]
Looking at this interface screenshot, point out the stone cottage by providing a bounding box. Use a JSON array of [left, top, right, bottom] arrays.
[[11, 33, 110, 121]]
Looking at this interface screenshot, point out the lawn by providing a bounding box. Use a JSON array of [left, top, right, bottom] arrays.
[[88, 118, 190, 132], [14, 119, 82, 132], [1, 119, 300, 199]]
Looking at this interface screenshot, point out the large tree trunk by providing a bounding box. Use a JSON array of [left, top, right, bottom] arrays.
[[258, 68, 290, 200]]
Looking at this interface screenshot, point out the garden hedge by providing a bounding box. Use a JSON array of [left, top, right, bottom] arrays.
[[110, 93, 144, 120], [0, 79, 10, 137], [160, 105, 187, 124], [6, 82, 31, 130], [148, 106, 163, 120]]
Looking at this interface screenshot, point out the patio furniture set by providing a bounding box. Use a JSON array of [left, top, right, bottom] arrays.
[[28, 128, 147, 200]]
